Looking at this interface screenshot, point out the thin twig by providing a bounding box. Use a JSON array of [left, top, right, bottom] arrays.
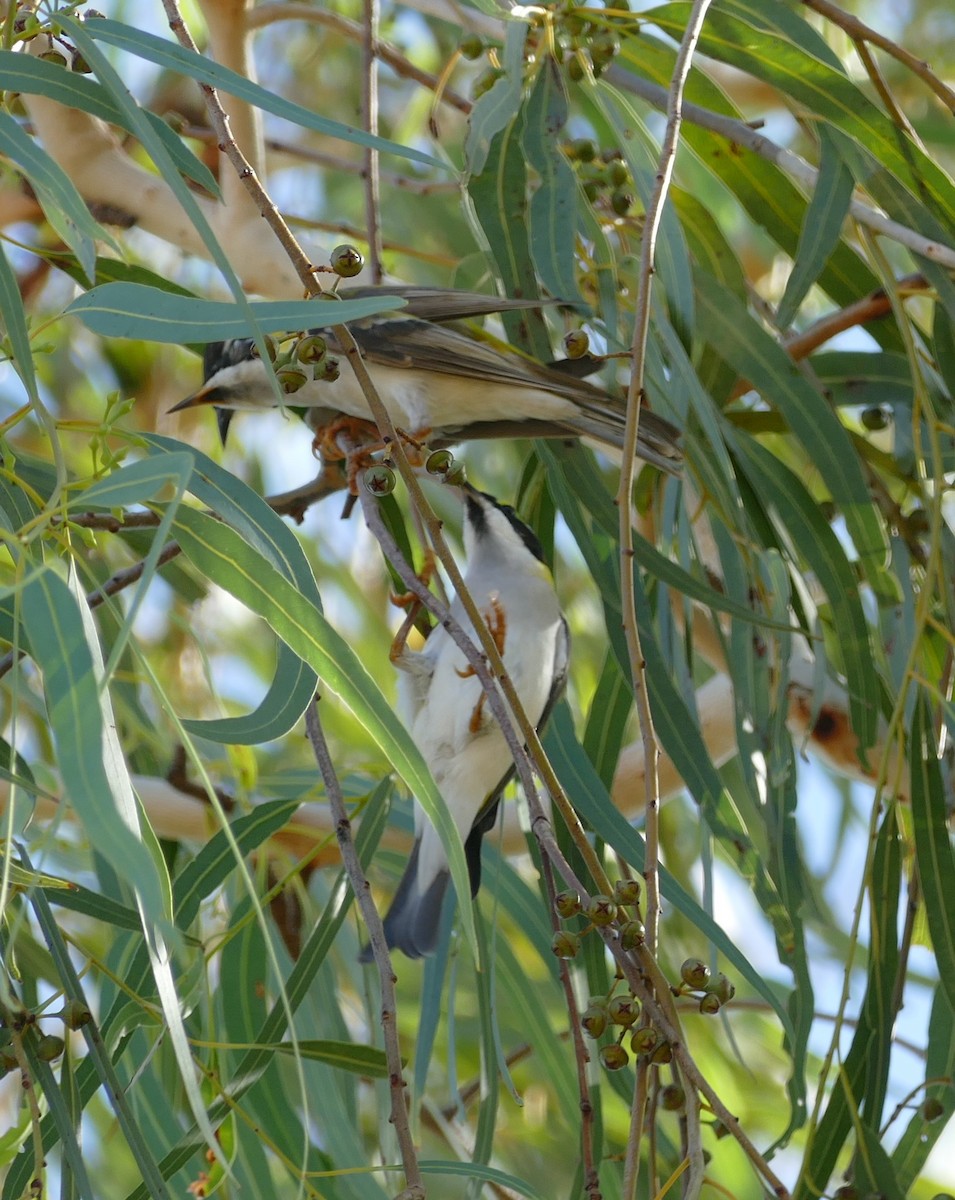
[[619, 0, 713, 971], [617, 32, 712, 1197], [303, 698, 424, 1199], [362, 0, 384, 283], [605, 67, 955, 270], [246, 1, 471, 114], [801, 0, 955, 113], [852, 37, 920, 144]]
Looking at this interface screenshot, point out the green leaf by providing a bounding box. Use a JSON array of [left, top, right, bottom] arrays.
[[464, 22, 528, 176], [0, 241, 40, 406], [891, 986, 955, 1189], [84, 19, 446, 171], [521, 57, 581, 302], [141, 434, 321, 744], [777, 128, 855, 328], [697, 278, 889, 596], [17, 567, 166, 924], [0, 111, 112, 283], [730, 434, 880, 755], [419, 1159, 550, 1200], [272, 1039, 389, 1077], [0, 52, 219, 196], [649, 3, 955, 234], [66, 284, 405, 344], [794, 807, 901, 1200], [911, 694, 955, 1016], [70, 452, 194, 510]]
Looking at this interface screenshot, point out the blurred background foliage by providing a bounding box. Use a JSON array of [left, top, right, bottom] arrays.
[[0, 0, 953, 1198]]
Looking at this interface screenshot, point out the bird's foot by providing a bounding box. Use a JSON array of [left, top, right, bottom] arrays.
[[455, 596, 507, 733], [390, 549, 436, 610], [388, 551, 437, 665]]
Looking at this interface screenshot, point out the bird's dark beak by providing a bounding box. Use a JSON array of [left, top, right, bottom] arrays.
[[167, 385, 228, 414], [215, 408, 234, 446]]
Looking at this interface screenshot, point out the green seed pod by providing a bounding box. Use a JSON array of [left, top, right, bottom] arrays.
[[551, 930, 581, 959], [613, 878, 641, 906], [590, 32, 620, 68], [71, 53, 93, 74], [582, 180, 600, 203], [61, 1000, 92, 1030], [581, 1004, 609, 1039], [277, 366, 308, 395], [472, 66, 504, 100], [554, 890, 582, 919], [611, 187, 635, 216], [362, 465, 396, 496], [706, 973, 736, 1004], [607, 995, 640, 1028], [330, 244, 364, 278], [444, 462, 468, 487], [629, 1026, 658, 1055], [860, 405, 891, 431], [619, 919, 645, 950], [567, 56, 586, 82], [36, 1033, 65, 1062], [314, 357, 341, 383], [660, 1084, 685, 1112], [680, 958, 711, 990], [250, 335, 278, 363], [599, 1043, 629, 1071], [608, 160, 629, 187], [570, 138, 596, 163], [295, 334, 327, 365], [650, 1040, 673, 1064], [585, 895, 617, 926], [699, 993, 721, 1015], [564, 329, 590, 359], [426, 449, 455, 477], [921, 1097, 945, 1122], [0, 1050, 18, 1071], [459, 33, 484, 60]]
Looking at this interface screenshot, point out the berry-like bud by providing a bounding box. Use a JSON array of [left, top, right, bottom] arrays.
[[39, 50, 68, 66], [860, 405, 891, 431], [250, 335, 278, 362], [459, 33, 484, 60], [472, 67, 503, 99], [554, 890, 581, 919], [650, 1041, 672, 1064], [619, 920, 645, 950], [295, 334, 327, 365], [567, 56, 585, 83], [277, 366, 308, 395], [922, 1097, 945, 1122], [613, 878, 641, 906], [444, 462, 467, 487], [551, 930, 580, 959], [590, 33, 619, 68], [706, 973, 736, 1004], [607, 995, 640, 1028], [611, 187, 635, 216], [314, 357, 341, 383], [362, 465, 396, 496], [36, 1034, 65, 1062], [680, 958, 711, 990], [330, 245, 364, 278], [699, 993, 721, 1015], [426, 449, 454, 477], [569, 138, 596, 163], [585, 895, 617, 926], [660, 1084, 685, 1112], [581, 1004, 608, 1039], [61, 1000, 92, 1030], [563, 329, 590, 359], [608, 160, 629, 187], [629, 1026, 658, 1055], [832, 1188, 859, 1200], [599, 1043, 629, 1071]]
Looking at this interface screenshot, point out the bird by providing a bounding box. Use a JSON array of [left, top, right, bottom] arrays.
[[362, 482, 569, 960], [169, 287, 682, 474]]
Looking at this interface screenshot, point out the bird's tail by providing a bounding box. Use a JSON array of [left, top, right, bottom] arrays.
[[359, 837, 451, 962], [563, 404, 682, 475]]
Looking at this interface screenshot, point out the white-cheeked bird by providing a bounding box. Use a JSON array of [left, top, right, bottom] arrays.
[[367, 482, 569, 960], [169, 287, 681, 475]]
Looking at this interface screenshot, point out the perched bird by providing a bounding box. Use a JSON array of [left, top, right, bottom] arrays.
[[170, 287, 681, 474], [365, 483, 569, 960]]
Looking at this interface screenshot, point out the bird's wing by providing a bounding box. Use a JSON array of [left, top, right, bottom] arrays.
[[340, 286, 565, 324]]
